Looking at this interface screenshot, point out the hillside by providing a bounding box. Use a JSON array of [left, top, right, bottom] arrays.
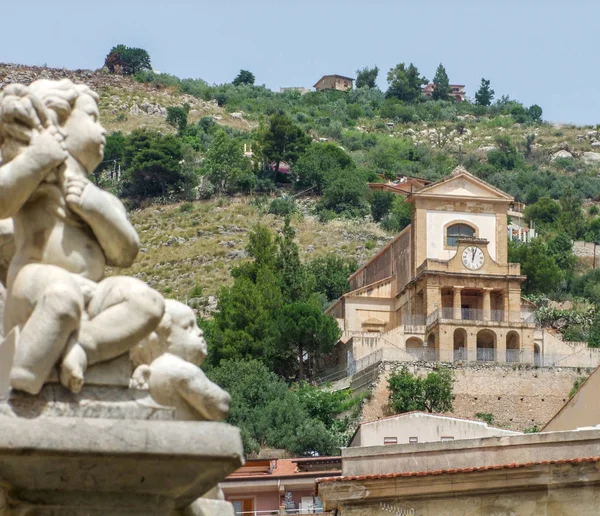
[[0, 63, 257, 135], [3, 62, 600, 316], [113, 197, 388, 308]]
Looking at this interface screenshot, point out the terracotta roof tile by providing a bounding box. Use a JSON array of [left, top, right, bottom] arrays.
[[225, 457, 342, 481], [316, 456, 600, 485]]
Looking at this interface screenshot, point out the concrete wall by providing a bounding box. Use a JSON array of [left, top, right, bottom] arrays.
[[361, 362, 589, 431], [350, 413, 518, 447], [426, 210, 497, 261], [341, 428, 600, 476], [325, 463, 600, 516]]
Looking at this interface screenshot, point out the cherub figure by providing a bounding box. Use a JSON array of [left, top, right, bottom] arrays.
[[0, 80, 164, 394], [131, 300, 230, 421]]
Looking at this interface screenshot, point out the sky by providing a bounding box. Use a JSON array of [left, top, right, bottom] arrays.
[[2, 0, 598, 125]]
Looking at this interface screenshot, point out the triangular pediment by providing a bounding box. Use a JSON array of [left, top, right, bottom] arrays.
[[411, 167, 513, 201]]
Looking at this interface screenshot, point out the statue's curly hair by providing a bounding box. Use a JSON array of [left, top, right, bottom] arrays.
[[0, 79, 99, 150]]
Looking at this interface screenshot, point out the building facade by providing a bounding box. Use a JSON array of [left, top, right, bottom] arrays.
[[221, 457, 340, 515], [348, 412, 519, 447], [328, 167, 537, 365], [318, 429, 600, 515], [313, 75, 354, 92]]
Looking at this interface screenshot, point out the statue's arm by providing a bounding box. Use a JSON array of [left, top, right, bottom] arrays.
[[175, 367, 231, 421], [67, 182, 140, 268], [0, 141, 64, 218]]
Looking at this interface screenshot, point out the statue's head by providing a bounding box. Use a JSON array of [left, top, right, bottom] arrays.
[[0, 79, 105, 172], [131, 300, 208, 367]]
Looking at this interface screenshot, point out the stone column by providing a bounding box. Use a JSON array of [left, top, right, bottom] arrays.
[[482, 288, 493, 321], [509, 287, 522, 322], [466, 330, 477, 363], [503, 290, 509, 322], [496, 331, 506, 363], [425, 284, 441, 318], [453, 287, 464, 320]]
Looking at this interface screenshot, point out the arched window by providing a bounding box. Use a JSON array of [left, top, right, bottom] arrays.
[[446, 223, 475, 247]]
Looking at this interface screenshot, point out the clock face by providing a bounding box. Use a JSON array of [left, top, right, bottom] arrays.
[[462, 246, 484, 270]]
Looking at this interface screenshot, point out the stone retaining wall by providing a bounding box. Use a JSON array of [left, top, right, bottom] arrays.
[[362, 362, 592, 432]]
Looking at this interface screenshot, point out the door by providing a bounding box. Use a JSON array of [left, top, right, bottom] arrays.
[[231, 498, 254, 515]]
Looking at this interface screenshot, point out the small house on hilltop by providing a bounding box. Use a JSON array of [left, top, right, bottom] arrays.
[[314, 74, 354, 92], [423, 83, 466, 102]]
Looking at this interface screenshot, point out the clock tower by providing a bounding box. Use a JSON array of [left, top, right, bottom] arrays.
[[327, 166, 536, 367]]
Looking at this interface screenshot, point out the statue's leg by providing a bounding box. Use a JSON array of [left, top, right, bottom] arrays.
[[75, 276, 164, 365], [6, 265, 83, 395]]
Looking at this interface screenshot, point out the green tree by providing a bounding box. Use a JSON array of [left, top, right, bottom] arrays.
[[355, 66, 379, 89], [319, 168, 370, 217], [508, 240, 564, 294], [211, 268, 284, 368], [275, 217, 315, 303], [487, 135, 524, 171], [260, 113, 311, 175], [548, 232, 577, 274], [277, 300, 340, 380], [431, 63, 452, 101], [202, 130, 254, 194], [232, 69, 255, 86], [388, 366, 454, 414], [104, 44, 152, 75], [528, 104, 543, 122], [370, 190, 396, 222], [381, 196, 412, 233], [121, 129, 186, 197], [589, 311, 600, 348], [166, 104, 190, 134], [524, 197, 560, 230], [207, 359, 338, 456], [293, 143, 355, 193], [386, 63, 427, 103], [93, 131, 126, 182], [559, 186, 585, 239], [308, 254, 358, 303], [474, 78, 494, 106]]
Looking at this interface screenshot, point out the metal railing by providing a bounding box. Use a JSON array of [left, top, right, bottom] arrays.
[[476, 348, 495, 362], [430, 308, 536, 325], [402, 314, 426, 335]]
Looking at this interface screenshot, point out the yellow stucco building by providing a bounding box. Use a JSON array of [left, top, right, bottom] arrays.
[[328, 166, 538, 365]]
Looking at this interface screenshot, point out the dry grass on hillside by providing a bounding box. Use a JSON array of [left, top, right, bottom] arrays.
[[107, 197, 390, 301]]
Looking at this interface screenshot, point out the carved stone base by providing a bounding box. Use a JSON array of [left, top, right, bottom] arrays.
[[0, 384, 174, 420], [0, 417, 243, 515]]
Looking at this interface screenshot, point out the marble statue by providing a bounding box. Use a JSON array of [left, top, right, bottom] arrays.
[[131, 300, 231, 421], [0, 79, 240, 516], [0, 79, 164, 395]]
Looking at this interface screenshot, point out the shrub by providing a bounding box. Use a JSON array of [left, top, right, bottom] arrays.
[[569, 376, 588, 397], [388, 366, 453, 414], [268, 196, 297, 216], [370, 191, 395, 222], [475, 412, 495, 425]]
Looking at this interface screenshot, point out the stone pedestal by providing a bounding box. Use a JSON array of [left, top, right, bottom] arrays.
[[0, 384, 175, 420], [0, 417, 243, 515]]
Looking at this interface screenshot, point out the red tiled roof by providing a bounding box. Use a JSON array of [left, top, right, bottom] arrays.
[[316, 456, 600, 485], [224, 457, 342, 481]]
